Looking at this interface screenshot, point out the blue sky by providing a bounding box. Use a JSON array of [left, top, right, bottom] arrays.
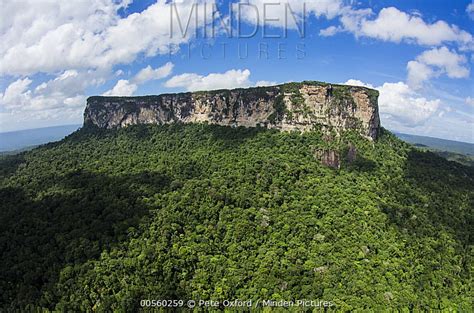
[[0, 0, 473, 142]]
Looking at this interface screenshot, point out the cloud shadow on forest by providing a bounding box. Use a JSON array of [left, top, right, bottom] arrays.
[[382, 149, 473, 247], [0, 169, 171, 309]]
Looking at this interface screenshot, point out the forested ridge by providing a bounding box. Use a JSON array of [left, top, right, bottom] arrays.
[[0, 124, 472, 311]]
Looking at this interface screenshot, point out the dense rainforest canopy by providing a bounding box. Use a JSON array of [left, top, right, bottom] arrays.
[[0, 124, 472, 311]]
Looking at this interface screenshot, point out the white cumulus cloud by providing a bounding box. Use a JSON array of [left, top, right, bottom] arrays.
[[103, 80, 138, 96], [378, 82, 440, 127], [407, 47, 470, 88], [319, 25, 342, 37], [255, 80, 277, 87], [0, 70, 98, 112], [344, 79, 374, 88], [0, 78, 33, 109], [0, 0, 215, 76], [329, 7, 473, 49], [0, 72, 94, 131], [102, 62, 175, 96], [467, 2, 474, 20], [165, 69, 252, 91], [132, 62, 174, 84]]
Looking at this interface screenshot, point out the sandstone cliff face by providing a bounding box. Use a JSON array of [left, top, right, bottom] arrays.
[[84, 81, 380, 140]]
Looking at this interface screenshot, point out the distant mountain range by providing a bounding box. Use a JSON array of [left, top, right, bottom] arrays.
[[1, 124, 472, 158], [0, 125, 81, 152], [395, 132, 473, 156]]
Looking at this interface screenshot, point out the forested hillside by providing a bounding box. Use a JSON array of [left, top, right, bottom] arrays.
[[0, 124, 472, 311]]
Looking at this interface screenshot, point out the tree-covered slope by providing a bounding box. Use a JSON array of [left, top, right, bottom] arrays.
[[0, 124, 472, 311]]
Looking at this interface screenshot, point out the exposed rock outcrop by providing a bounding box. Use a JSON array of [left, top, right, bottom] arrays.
[[346, 143, 358, 163], [84, 81, 380, 140], [314, 149, 341, 169]]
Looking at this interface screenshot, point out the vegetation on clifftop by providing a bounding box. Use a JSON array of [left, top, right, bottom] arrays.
[[0, 124, 471, 311]]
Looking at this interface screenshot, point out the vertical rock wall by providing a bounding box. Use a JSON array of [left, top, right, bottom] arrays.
[[84, 81, 380, 140]]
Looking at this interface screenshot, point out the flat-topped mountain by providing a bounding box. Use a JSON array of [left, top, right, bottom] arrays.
[[84, 81, 381, 140], [2, 83, 472, 311]]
